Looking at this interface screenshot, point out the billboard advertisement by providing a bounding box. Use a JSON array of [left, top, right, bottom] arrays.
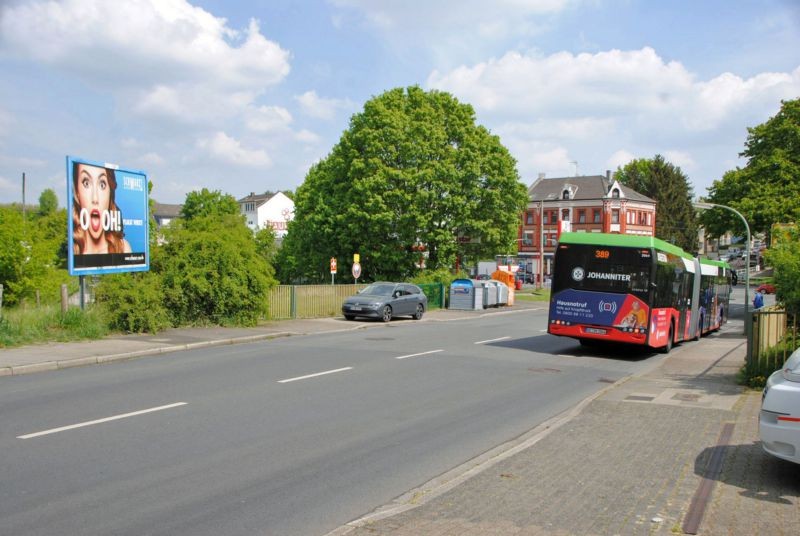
[[67, 156, 149, 276]]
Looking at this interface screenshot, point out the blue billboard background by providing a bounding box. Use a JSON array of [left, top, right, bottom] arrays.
[[67, 156, 150, 276]]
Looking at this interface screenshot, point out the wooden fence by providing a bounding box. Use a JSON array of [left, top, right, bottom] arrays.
[[748, 307, 799, 377]]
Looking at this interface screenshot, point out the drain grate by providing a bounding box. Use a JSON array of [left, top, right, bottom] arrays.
[[672, 392, 702, 402], [626, 395, 655, 402]]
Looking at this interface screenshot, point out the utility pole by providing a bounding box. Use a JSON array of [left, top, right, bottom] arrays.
[[22, 172, 26, 223]]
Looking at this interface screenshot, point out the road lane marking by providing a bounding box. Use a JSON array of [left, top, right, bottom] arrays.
[[474, 336, 510, 345], [17, 402, 188, 439], [277, 367, 353, 383], [395, 350, 444, 360]]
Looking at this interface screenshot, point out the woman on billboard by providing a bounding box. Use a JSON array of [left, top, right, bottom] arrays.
[[72, 162, 132, 254]]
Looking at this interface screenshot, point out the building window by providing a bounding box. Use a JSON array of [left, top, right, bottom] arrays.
[[611, 189, 620, 198], [562, 190, 570, 200], [526, 212, 534, 225], [542, 212, 549, 225], [612, 209, 619, 224], [646, 213, 652, 226], [593, 209, 601, 223], [522, 231, 534, 246], [578, 210, 586, 223], [562, 209, 570, 221]]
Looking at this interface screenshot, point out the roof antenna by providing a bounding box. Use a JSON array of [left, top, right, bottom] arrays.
[[569, 161, 578, 177]]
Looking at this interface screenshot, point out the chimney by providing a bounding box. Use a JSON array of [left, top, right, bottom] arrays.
[[250, 191, 255, 197], [606, 170, 612, 181], [538, 173, 546, 180]]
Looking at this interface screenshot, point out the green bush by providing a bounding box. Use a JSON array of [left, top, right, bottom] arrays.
[[95, 272, 170, 333], [159, 214, 276, 326]]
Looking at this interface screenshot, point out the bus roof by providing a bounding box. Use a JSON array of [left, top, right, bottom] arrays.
[[699, 257, 732, 269], [557, 232, 694, 260]]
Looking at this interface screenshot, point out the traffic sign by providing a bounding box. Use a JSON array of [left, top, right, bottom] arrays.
[[330, 257, 337, 274], [352, 262, 361, 279]]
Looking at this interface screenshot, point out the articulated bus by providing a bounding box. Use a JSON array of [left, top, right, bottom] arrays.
[[548, 233, 731, 352]]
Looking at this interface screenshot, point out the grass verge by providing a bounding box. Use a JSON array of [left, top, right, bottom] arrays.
[[0, 306, 109, 348]]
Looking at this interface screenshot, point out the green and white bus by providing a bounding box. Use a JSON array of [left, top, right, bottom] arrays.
[[548, 233, 731, 352]]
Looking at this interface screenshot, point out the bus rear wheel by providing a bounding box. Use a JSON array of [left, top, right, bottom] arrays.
[[662, 325, 674, 354]]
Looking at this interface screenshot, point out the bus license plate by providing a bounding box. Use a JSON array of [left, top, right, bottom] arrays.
[[586, 328, 606, 335]]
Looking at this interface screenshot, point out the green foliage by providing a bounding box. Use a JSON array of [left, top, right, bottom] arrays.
[[0, 205, 71, 306], [38, 189, 59, 215], [181, 188, 242, 221], [615, 155, 699, 252], [95, 272, 171, 333], [278, 86, 528, 284], [160, 214, 276, 326], [703, 98, 800, 241], [0, 305, 108, 348], [254, 226, 278, 264], [765, 226, 800, 315], [410, 268, 466, 287]]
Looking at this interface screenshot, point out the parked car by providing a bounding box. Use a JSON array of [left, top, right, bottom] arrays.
[[760, 348, 800, 464], [342, 282, 427, 322], [756, 283, 776, 294], [476, 274, 490, 281]]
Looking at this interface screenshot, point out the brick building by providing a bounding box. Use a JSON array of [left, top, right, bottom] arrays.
[[516, 172, 656, 283]]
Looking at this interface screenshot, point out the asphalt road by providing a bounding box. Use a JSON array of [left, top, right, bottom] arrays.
[[1, 307, 669, 536]]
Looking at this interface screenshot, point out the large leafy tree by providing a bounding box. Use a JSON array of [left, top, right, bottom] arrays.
[[38, 189, 58, 216], [702, 98, 800, 242], [180, 188, 241, 221], [765, 225, 800, 315], [615, 155, 699, 252], [278, 86, 528, 282]]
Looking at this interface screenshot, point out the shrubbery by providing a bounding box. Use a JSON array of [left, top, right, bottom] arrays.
[[95, 272, 171, 333]]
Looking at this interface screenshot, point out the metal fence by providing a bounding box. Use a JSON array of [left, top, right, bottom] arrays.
[[747, 307, 799, 378], [266, 283, 446, 320]]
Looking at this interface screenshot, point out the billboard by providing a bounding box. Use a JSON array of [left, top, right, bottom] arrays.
[[67, 156, 149, 276]]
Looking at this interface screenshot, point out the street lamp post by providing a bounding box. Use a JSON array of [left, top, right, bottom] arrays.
[[694, 202, 752, 359]]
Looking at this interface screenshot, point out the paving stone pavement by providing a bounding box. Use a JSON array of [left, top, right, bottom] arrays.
[[332, 332, 800, 536]]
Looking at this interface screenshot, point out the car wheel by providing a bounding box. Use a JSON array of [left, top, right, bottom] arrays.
[[381, 305, 393, 323], [344, 314, 355, 321], [413, 304, 424, 320]]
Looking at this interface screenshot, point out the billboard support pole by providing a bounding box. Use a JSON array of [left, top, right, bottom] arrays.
[[79, 275, 86, 311]]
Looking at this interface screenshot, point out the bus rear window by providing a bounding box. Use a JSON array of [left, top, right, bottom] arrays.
[[553, 244, 652, 300]]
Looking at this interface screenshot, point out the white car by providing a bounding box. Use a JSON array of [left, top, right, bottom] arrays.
[[760, 348, 800, 464]]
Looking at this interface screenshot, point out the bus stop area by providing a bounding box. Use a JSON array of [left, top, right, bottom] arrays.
[[331, 317, 799, 536]]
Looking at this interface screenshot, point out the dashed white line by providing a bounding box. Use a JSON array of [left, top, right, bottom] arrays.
[[17, 402, 188, 439], [395, 350, 444, 360], [474, 336, 510, 345], [278, 367, 353, 383]]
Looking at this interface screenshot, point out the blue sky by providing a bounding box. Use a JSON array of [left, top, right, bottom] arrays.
[[1, 0, 798, 206]]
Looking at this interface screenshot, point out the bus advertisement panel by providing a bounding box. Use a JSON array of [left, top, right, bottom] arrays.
[[67, 156, 150, 276]]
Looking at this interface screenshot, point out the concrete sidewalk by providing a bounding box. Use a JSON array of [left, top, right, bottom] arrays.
[[327, 325, 800, 535]]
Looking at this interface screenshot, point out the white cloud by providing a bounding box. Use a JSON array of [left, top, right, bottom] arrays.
[[0, 0, 291, 126], [139, 152, 165, 166], [330, 0, 570, 65], [606, 150, 635, 171], [196, 131, 271, 167], [295, 90, 353, 120], [295, 129, 321, 144], [245, 106, 293, 133], [663, 150, 695, 171], [428, 48, 800, 187]]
